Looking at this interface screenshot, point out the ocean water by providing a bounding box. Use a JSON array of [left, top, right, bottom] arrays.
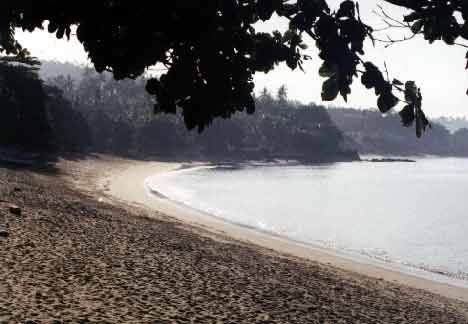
[[146, 158, 468, 284]]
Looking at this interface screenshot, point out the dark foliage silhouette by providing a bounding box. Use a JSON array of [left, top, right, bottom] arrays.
[[0, 58, 91, 151], [2, 1, 466, 137], [0, 59, 50, 149]]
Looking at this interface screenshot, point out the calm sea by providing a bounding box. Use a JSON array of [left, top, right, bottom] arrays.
[[146, 158, 468, 286]]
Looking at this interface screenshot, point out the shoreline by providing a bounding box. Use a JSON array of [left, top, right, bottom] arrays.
[[145, 177, 468, 287], [100, 158, 468, 303], [3, 155, 468, 322], [146, 163, 468, 285]]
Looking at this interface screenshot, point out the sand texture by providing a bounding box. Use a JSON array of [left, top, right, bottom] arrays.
[[0, 156, 467, 323]]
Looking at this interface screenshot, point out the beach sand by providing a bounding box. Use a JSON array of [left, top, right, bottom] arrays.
[[103, 157, 468, 302], [1, 155, 468, 323]]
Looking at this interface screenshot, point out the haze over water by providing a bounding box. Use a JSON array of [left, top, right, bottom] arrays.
[[147, 158, 468, 284]]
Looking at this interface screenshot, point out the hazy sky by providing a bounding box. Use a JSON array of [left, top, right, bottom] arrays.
[[16, 0, 468, 118]]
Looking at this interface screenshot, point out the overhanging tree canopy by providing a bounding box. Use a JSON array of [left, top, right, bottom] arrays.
[[1, 1, 467, 136]]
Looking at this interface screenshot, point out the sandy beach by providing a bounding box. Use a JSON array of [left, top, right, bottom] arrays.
[[1, 155, 468, 323], [103, 157, 468, 302]]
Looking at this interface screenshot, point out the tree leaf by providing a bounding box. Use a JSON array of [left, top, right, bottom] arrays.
[[411, 20, 424, 34], [460, 23, 468, 40], [399, 104, 414, 127], [415, 107, 429, 138], [145, 78, 160, 95], [465, 50, 468, 70], [340, 84, 351, 102], [336, 0, 355, 18], [404, 81, 418, 103], [377, 92, 398, 113], [319, 62, 336, 78], [321, 77, 339, 101]]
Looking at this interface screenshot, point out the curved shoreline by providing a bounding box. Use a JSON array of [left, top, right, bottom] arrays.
[[146, 164, 468, 286], [102, 159, 468, 303]]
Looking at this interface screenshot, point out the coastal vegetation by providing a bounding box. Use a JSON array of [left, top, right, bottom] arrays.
[[46, 66, 355, 161], [2, 1, 468, 137], [0, 58, 91, 152], [3, 59, 468, 160], [0, 58, 354, 161], [329, 108, 468, 156]]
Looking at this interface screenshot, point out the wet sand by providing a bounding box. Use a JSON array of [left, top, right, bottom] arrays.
[[1, 155, 467, 323]]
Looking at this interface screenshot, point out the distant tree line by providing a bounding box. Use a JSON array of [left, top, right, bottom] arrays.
[[6, 60, 467, 160], [0, 59, 356, 162], [434, 117, 468, 134], [328, 108, 468, 157], [45, 68, 356, 162]]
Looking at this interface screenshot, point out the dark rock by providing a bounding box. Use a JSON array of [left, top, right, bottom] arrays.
[[0, 229, 9, 238], [367, 158, 416, 163], [8, 205, 21, 216]]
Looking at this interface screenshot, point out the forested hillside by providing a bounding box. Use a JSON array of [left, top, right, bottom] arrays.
[[434, 117, 468, 133], [1, 60, 356, 162], [5, 59, 468, 160], [328, 108, 468, 156], [45, 66, 357, 162]]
